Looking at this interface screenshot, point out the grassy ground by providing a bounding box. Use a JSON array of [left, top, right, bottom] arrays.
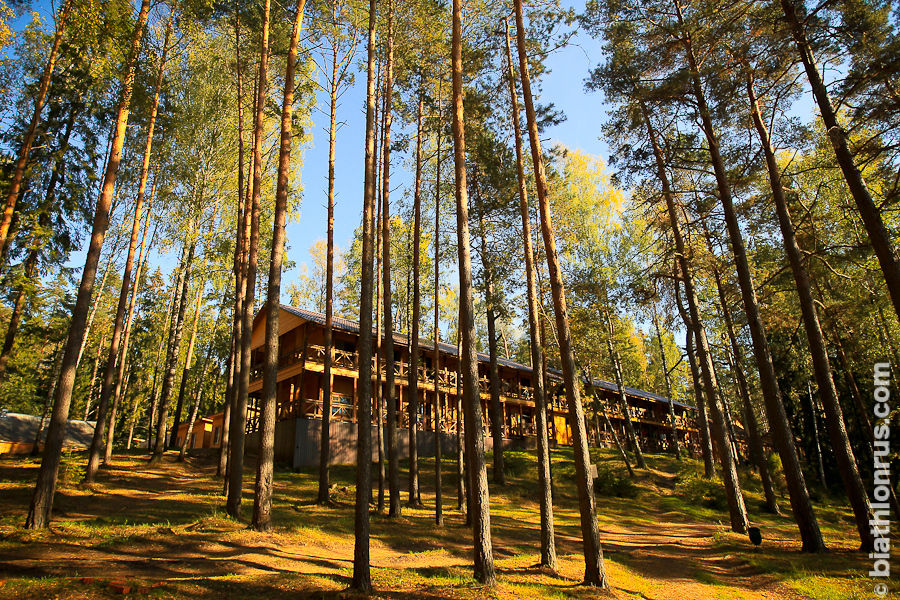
[[0, 446, 894, 599]]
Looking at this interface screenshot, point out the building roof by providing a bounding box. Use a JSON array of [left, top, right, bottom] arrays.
[[0, 412, 96, 447], [278, 304, 695, 411]]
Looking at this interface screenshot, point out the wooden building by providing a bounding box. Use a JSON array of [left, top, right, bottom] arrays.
[[233, 305, 700, 468]]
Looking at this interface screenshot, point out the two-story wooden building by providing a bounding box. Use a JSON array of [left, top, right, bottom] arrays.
[[236, 305, 699, 468]]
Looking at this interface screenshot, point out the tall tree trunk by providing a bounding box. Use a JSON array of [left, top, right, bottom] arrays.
[[637, 95, 749, 536], [652, 307, 680, 460], [253, 0, 306, 532], [503, 20, 556, 567], [677, 289, 715, 477], [513, 0, 605, 584], [605, 309, 647, 469], [228, 0, 271, 519], [151, 238, 195, 461], [180, 312, 221, 461], [433, 102, 443, 525], [25, 0, 151, 529], [709, 257, 779, 514], [0, 0, 72, 262], [75, 239, 117, 377], [381, 0, 400, 518], [171, 284, 205, 447], [105, 185, 157, 464], [452, 0, 494, 583], [779, 0, 900, 323], [374, 63, 385, 512], [219, 7, 248, 484], [457, 326, 467, 518], [85, 15, 171, 479], [317, 17, 340, 508], [747, 73, 871, 549], [408, 93, 424, 508], [351, 0, 378, 588], [477, 206, 505, 486]]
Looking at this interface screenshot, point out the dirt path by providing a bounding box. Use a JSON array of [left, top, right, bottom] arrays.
[[0, 455, 862, 599]]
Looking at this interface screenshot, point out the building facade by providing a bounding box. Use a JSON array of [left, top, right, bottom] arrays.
[[232, 305, 700, 468]]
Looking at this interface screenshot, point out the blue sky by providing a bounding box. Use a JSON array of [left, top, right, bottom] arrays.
[[285, 1, 608, 289]]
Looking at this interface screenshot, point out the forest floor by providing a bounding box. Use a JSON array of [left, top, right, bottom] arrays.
[[0, 446, 894, 599]]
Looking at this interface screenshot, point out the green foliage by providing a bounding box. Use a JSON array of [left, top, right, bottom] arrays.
[[675, 472, 727, 511]]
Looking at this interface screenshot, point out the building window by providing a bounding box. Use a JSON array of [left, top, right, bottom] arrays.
[[190, 433, 196, 449], [332, 395, 353, 420], [213, 426, 221, 445]]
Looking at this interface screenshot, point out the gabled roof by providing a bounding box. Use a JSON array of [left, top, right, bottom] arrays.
[[274, 305, 694, 411]]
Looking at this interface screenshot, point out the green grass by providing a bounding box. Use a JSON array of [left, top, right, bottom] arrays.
[[0, 447, 894, 599]]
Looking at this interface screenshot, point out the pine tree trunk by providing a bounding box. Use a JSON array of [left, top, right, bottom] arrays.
[[317, 26, 340, 508], [408, 93, 424, 508], [452, 0, 494, 583], [0, 0, 72, 261], [151, 238, 195, 461], [351, 0, 377, 588], [381, 0, 400, 518], [228, 0, 271, 519], [252, 0, 305, 532], [501, 33, 562, 533], [105, 186, 156, 464], [171, 284, 204, 447], [433, 89, 444, 527], [219, 7, 247, 485], [503, 38, 559, 554], [638, 93, 748, 535], [652, 309, 680, 459], [710, 260, 779, 514], [513, 0, 605, 582], [25, 0, 151, 529], [457, 328, 467, 518], [477, 207, 506, 486], [747, 73, 871, 549], [679, 297, 715, 477]]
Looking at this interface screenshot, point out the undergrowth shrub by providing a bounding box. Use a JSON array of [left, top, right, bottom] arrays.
[[59, 452, 84, 487], [593, 463, 639, 498], [676, 473, 727, 510]]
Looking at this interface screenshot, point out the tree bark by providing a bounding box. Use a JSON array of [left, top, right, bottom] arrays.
[[351, 0, 377, 588], [252, 0, 305, 532], [503, 20, 556, 567], [151, 238, 195, 461], [408, 93, 424, 508], [638, 94, 748, 535], [381, 0, 400, 518], [433, 89, 444, 527], [747, 72, 871, 549], [452, 0, 495, 583], [105, 184, 157, 463], [652, 308, 680, 459], [228, 0, 271, 519], [514, 0, 604, 583], [677, 288, 715, 477], [25, 0, 151, 529]]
